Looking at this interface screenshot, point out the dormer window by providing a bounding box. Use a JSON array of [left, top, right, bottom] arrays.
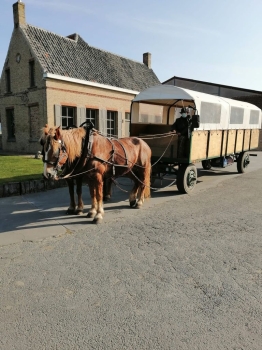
[[29, 59, 35, 87], [5, 68, 11, 93]]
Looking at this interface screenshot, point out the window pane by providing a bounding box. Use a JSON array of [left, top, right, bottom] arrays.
[[86, 108, 98, 128], [200, 102, 221, 124], [68, 118, 74, 128], [5, 69, 11, 93], [6, 109, 15, 139], [29, 61, 35, 87], [250, 110, 259, 124], [61, 106, 76, 128], [62, 117, 68, 128], [67, 107, 74, 118], [230, 107, 244, 124], [107, 111, 116, 135], [62, 106, 67, 116]]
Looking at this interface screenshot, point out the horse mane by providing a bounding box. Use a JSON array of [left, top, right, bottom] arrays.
[[60, 127, 87, 163], [39, 124, 55, 144]]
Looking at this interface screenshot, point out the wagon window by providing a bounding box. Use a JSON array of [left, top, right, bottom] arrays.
[[249, 110, 259, 124], [138, 103, 163, 124], [200, 102, 221, 123], [140, 114, 148, 123], [230, 107, 244, 124]]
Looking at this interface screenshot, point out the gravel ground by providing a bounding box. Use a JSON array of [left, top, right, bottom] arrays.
[[0, 169, 261, 350]]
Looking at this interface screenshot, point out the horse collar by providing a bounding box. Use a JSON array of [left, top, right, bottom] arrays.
[[87, 130, 94, 156]]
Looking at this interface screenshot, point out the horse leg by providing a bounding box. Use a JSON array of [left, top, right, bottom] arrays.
[[129, 180, 139, 208], [136, 163, 151, 209], [136, 186, 146, 209], [87, 182, 97, 218], [75, 176, 84, 215], [66, 179, 77, 214], [93, 174, 104, 224], [103, 177, 112, 202]]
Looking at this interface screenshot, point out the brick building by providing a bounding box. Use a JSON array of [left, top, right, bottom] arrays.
[[0, 1, 160, 153], [163, 76, 262, 150]]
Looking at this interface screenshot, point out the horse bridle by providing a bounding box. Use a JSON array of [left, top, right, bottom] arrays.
[[43, 122, 95, 176], [43, 137, 68, 171], [43, 121, 130, 179]]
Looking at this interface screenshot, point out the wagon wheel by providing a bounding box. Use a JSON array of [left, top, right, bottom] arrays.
[[176, 164, 197, 194], [201, 159, 212, 170], [237, 152, 250, 173]]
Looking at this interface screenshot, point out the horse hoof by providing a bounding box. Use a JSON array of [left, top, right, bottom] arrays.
[[130, 200, 137, 208], [87, 212, 96, 218], [103, 195, 111, 202], [66, 209, 75, 215], [92, 217, 103, 224], [76, 210, 84, 215]]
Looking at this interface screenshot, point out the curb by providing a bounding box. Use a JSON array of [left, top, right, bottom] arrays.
[[0, 178, 68, 198]]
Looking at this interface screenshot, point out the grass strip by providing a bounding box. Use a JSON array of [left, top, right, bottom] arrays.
[[0, 155, 43, 184]]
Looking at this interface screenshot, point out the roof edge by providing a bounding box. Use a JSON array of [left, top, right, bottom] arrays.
[[163, 75, 262, 94], [43, 73, 140, 95]]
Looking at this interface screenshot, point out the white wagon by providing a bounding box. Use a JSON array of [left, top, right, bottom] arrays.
[[130, 85, 261, 193]]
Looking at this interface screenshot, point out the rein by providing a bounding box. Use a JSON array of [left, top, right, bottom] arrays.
[[58, 127, 93, 179], [43, 139, 67, 168], [46, 128, 176, 192], [59, 130, 132, 180]]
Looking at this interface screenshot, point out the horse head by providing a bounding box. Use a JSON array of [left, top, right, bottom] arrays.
[[43, 126, 68, 179]]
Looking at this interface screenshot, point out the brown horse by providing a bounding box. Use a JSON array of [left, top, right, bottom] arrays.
[[40, 125, 113, 216], [43, 125, 151, 223]]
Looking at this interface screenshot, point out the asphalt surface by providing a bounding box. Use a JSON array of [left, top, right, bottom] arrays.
[[0, 153, 261, 349]]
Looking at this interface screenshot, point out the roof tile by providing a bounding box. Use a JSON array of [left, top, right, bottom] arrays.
[[22, 24, 160, 91]]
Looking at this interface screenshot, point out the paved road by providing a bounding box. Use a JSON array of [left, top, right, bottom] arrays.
[[0, 153, 261, 349], [1, 153, 261, 246]]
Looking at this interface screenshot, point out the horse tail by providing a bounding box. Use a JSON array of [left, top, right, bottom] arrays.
[[144, 161, 151, 199]]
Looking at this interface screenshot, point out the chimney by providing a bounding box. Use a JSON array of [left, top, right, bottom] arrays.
[[13, 1, 26, 28], [143, 52, 151, 69]]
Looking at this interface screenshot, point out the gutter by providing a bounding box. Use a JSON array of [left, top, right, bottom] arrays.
[[43, 73, 140, 95]]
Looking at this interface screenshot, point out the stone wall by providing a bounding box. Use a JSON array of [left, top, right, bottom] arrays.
[[0, 27, 47, 154], [0, 178, 68, 198]]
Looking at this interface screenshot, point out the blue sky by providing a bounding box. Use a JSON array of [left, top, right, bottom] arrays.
[[1, 0, 262, 91]]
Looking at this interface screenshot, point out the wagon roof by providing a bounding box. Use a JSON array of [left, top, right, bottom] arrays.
[[132, 84, 261, 111]]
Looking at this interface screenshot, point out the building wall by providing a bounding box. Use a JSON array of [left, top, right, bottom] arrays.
[[45, 79, 135, 136], [0, 27, 136, 154], [0, 27, 46, 154], [166, 77, 261, 99]]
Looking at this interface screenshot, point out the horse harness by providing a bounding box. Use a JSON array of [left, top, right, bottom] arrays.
[[95, 135, 128, 176], [48, 126, 129, 179], [42, 135, 68, 170]]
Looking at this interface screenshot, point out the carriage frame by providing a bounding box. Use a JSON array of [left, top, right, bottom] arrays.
[[130, 85, 261, 193]]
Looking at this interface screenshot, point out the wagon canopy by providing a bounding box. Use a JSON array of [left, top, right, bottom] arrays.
[[132, 84, 261, 130]]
